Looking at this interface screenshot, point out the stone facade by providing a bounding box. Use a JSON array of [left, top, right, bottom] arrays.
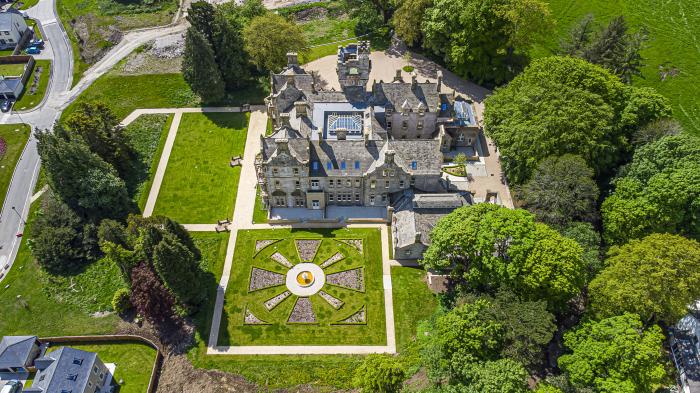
[[256, 41, 481, 210]]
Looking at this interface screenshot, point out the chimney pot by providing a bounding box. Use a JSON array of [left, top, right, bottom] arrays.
[[414, 231, 422, 244], [336, 129, 347, 140], [280, 113, 291, 127], [286, 52, 298, 67], [437, 71, 443, 92]]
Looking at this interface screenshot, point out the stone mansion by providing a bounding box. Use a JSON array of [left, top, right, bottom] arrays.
[[255, 41, 480, 212]]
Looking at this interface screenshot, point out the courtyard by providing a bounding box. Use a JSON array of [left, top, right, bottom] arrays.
[[151, 112, 249, 223], [218, 228, 387, 347]]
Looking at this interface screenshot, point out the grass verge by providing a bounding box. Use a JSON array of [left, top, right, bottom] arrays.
[[0, 124, 30, 208], [152, 112, 248, 223], [15, 60, 51, 111], [252, 185, 268, 224]]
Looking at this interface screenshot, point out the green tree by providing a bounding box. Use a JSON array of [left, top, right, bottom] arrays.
[[243, 13, 307, 72], [459, 359, 529, 393], [211, 10, 251, 90], [64, 101, 134, 178], [353, 354, 406, 393], [632, 118, 681, 146], [558, 314, 665, 393], [422, 204, 585, 309], [421, 0, 552, 85], [186, 1, 216, 42], [484, 56, 671, 184], [36, 127, 131, 219], [589, 233, 700, 324], [111, 288, 132, 314], [560, 222, 603, 280], [29, 193, 99, 274], [518, 155, 599, 227], [559, 13, 595, 58], [152, 233, 205, 308], [393, 0, 433, 45], [601, 133, 700, 244], [182, 28, 225, 103]]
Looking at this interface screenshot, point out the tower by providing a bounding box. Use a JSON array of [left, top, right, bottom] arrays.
[[336, 41, 371, 92]]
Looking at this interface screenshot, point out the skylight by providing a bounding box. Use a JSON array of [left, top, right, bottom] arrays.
[[327, 113, 363, 135]]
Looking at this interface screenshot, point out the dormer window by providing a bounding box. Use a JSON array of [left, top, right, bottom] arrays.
[[326, 161, 333, 170], [293, 168, 299, 175], [272, 168, 278, 176], [312, 161, 319, 170], [341, 161, 347, 170], [354, 160, 360, 170], [411, 161, 417, 170]]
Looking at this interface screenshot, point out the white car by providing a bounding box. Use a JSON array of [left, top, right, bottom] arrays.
[[0, 381, 22, 393]]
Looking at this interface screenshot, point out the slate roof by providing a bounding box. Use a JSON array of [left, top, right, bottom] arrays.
[[388, 140, 443, 175], [372, 81, 440, 112], [272, 65, 314, 93], [262, 137, 310, 164], [24, 347, 102, 393], [392, 190, 470, 248], [0, 336, 37, 369], [309, 139, 385, 177], [0, 9, 23, 32]]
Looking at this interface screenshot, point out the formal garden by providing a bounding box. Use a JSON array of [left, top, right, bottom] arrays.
[[219, 228, 386, 346], [152, 112, 248, 223]]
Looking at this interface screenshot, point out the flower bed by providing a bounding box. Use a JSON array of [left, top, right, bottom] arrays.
[[320, 252, 344, 268], [327, 268, 365, 292], [244, 308, 268, 324], [319, 290, 344, 309], [264, 290, 292, 311], [255, 239, 280, 254], [270, 252, 293, 268], [336, 306, 366, 324], [287, 297, 316, 323], [339, 239, 363, 254], [249, 268, 285, 291], [295, 239, 321, 261]]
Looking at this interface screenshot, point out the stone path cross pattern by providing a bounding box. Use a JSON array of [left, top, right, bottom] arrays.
[[127, 106, 398, 355]]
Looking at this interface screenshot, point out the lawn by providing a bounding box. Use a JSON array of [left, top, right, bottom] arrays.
[[0, 62, 27, 77], [122, 113, 174, 210], [532, 0, 700, 135], [46, 341, 157, 393], [152, 112, 248, 223], [391, 267, 437, 351], [14, 60, 51, 111], [252, 185, 268, 224], [0, 124, 30, 208], [219, 228, 386, 346], [56, 0, 178, 85]]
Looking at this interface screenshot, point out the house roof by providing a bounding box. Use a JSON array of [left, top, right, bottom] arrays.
[[372, 81, 440, 112], [0, 78, 21, 94], [392, 190, 470, 248], [0, 336, 38, 369], [25, 347, 101, 393], [387, 139, 443, 176], [309, 139, 385, 177], [0, 9, 23, 31]]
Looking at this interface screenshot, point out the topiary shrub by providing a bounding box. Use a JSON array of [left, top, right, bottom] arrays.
[[112, 288, 132, 314]]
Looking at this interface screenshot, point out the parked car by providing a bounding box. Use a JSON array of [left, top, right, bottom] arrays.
[[1, 100, 12, 112], [0, 381, 23, 393], [30, 39, 44, 48], [25, 46, 40, 54]]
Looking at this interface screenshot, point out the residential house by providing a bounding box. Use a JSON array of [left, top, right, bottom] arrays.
[[0, 9, 28, 51], [0, 336, 41, 373], [24, 347, 112, 393]]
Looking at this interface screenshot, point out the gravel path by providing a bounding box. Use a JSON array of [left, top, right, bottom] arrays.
[[249, 268, 285, 291], [327, 268, 365, 292], [295, 239, 321, 261], [288, 297, 316, 323]]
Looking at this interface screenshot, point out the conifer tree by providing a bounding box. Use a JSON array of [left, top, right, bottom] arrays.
[[182, 28, 225, 103]]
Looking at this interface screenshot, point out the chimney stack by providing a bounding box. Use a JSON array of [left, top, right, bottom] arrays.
[[393, 69, 403, 82], [385, 150, 395, 163], [411, 72, 417, 90], [280, 113, 291, 128], [287, 52, 298, 67], [414, 232, 422, 244], [277, 138, 289, 152], [437, 71, 443, 92], [294, 101, 307, 117]]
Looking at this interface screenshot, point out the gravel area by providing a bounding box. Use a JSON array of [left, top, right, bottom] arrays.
[[249, 268, 285, 291], [244, 308, 267, 325], [320, 252, 344, 268], [288, 297, 316, 323], [151, 32, 185, 59], [318, 290, 344, 309], [340, 239, 363, 254], [327, 268, 365, 292], [338, 307, 366, 324], [295, 239, 321, 261], [255, 239, 279, 254], [264, 290, 292, 311], [271, 252, 293, 268]]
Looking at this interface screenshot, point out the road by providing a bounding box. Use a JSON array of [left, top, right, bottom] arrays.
[[0, 0, 185, 282]]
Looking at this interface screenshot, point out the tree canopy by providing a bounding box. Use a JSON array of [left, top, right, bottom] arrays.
[[518, 154, 599, 227], [182, 28, 226, 103], [602, 133, 700, 244], [392, 0, 433, 46], [484, 56, 671, 184], [421, 0, 552, 85], [353, 354, 406, 393], [421, 204, 585, 309], [589, 233, 700, 324], [243, 13, 307, 72], [558, 314, 665, 393]]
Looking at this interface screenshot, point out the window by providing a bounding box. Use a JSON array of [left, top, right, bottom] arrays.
[[370, 180, 376, 189], [274, 180, 280, 188], [399, 180, 404, 188], [369, 194, 375, 204], [385, 180, 390, 188], [272, 168, 278, 176], [381, 194, 387, 202], [411, 161, 417, 170], [7, 38, 12, 43], [73, 358, 83, 366], [329, 179, 334, 188], [94, 366, 98, 374], [295, 180, 300, 189], [417, 120, 423, 129], [311, 179, 319, 188], [355, 179, 360, 187], [295, 198, 304, 207], [355, 193, 360, 202], [354, 161, 360, 170], [410, 177, 416, 186], [275, 196, 286, 206], [67, 374, 78, 381], [387, 120, 392, 128], [382, 169, 388, 176], [100, 373, 104, 380], [312, 161, 319, 170], [329, 194, 334, 201], [346, 180, 351, 187], [293, 168, 299, 175], [467, 138, 473, 144], [327, 113, 363, 135], [326, 161, 333, 170], [402, 120, 408, 129], [457, 133, 465, 142], [341, 161, 346, 170]]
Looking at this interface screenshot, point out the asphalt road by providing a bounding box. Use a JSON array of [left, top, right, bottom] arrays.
[[0, 0, 184, 282]]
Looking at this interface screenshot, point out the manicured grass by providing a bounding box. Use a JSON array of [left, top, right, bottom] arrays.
[[391, 266, 437, 351], [301, 16, 358, 46], [0, 62, 27, 77], [56, 0, 177, 85], [122, 113, 173, 210], [14, 60, 51, 111], [152, 112, 248, 223], [532, 0, 700, 135], [26, 19, 43, 40], [0, 124, 30, 208], [219, 228, 386, 346], [47, 341, 157, 393], [0, 205, 119, 337], [252, 185, 268, 224], [63, 73, 199, 121], [16, 0, 40, 10]]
